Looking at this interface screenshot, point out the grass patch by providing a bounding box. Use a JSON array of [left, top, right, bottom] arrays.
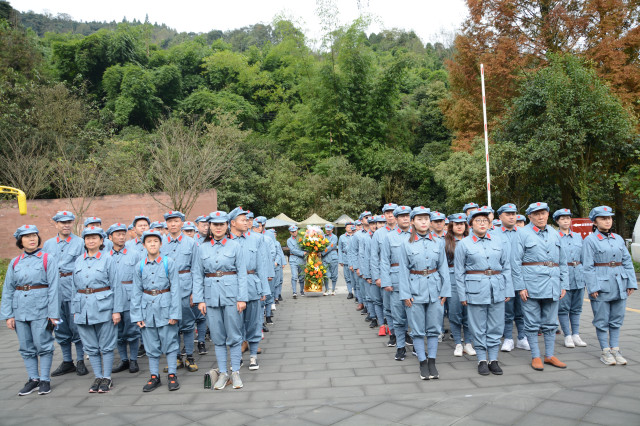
[[0, 258, 9, 302]]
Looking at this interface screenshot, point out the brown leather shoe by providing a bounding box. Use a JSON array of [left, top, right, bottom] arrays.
[[531, 357, 544, 371], [544, 356, 567, 368], [356, 304, 364, 311], [241, 341, 249, 353]]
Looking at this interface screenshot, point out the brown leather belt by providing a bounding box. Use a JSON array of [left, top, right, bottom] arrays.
[[466, 270, 502, 276], [205, 271, 237, 278], [594, 262, 622, 267], [16, 285, 48, 291], [178, 269, 191, 274], [390, 263, 399, 267], [247, 270, 256, 274], [77, 286, 110, 294], [144, 288, 170, 296], [567, 261, 581, 267], [522, 262, 559, 267], [60, 272, 73, 277], [121, 281, 133, 284], [410, 269, 437, 276]]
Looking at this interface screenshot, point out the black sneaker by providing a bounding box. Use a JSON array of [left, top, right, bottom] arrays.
[[395, 347, 406, 361], [113, 360, 130, 373], [138, 345, 146, 357], [198, 341, 208, 355], [419, 359, 430, 380], [168, 374, 180, 391], [275, 299, 279, 304], [89, 378, 102, 393], [76, 360, 89, 376], [266, 316, 274, 325], [365, 316, 373, 322], [180, 346, 186, 356], [387, 334, 397, 347], [205, 329, 211, 342], [249, 357, 259, 371], [347, 293, 354, 299], [143, 375, 161, 392], [427, 358, 439, 379], [369, 319, 378, 328], [300, 291, 305, 296], [488, 361, 503, 375], [18, 379, 39, 396], [129, 360, 139, 373], [405, 333, 414, 346], [37, 380, 51, 395], [98, 378, 113, 393], [411, 348, 418, 357], [278, 295, 283, 301], [478, 361, 490, 376], [263, 324, 270, 332], [51, 361, 75, 376]]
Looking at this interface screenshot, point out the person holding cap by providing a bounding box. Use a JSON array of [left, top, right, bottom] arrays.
[[398, 206, 450, 380], [43, 211, 88, 377], [497, 203, 529, 353], [583, 206, 636, 365], [511, 202, 569, 371], [322, 224, 339, 296], [553, 209, 587, 348], [131, 229, 182, 392], [126, 215, 151, 258], [287, 225, 305, 298], [72, 227, 124, 393], [455, 208, 513, 375], [380, 205, 414, 359], [2, 225, 59, 396], [444, 213, 475, 358], [160, 211, 198, 373], [107, 223, 142, 375], [339, 222, 355, 299], [193, 211, 248, 390]]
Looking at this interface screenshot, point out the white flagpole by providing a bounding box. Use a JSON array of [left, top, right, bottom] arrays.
[[480, 64, 491, 208]]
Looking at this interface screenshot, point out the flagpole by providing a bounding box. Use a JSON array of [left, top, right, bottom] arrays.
[[480, 64, 491, 208]]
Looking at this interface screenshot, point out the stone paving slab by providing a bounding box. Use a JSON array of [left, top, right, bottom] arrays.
[[0, 265, 639, 425]]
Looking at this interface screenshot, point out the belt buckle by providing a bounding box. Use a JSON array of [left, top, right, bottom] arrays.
[[421, 270, 428, 276], [215, 271, 224, 277], [85, 287, 93, 294], [151, 289, 158, 296], [484, 269, 493, 276], [23, 285, 31, 291], [609, 261, 617, 267], [544, 261, 553, 267]]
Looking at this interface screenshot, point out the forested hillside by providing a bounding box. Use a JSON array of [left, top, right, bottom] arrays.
[[1, 0, 638, 235]]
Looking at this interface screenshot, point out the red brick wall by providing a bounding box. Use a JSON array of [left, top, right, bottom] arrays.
[[0, 190, 216, 259]]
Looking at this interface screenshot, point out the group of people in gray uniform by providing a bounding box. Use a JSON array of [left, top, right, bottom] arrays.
[[2, 207, 287, 396], [2, 201, 637, 395], [327, 202, 636, 380]]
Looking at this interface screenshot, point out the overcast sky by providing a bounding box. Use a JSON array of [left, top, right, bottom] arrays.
[[11, 0, 468, 46]]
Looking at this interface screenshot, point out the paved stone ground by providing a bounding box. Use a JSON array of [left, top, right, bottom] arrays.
[[1, 266, 640, 425]]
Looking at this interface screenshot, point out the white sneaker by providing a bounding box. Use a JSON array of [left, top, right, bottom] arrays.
[[600, 348, 616, 365], [323, 291, 329, 296], [438, 333, 444, 343], [572, 334, 587, 347], [464, 343, 476, 356], [516, 337, 530, 351], [331, 291, 336, 296], [611, 347, 627, 365], [501, 338, 514, 352], [564, 335, 575, 348], [271, 303, 276, 311], [454, 344, 463, 357]]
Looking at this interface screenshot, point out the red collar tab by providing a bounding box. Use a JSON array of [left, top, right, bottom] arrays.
[[532, 226, 540, 233], [247, 231, 251, 236], [559, 231, 564, 237], [514, 226, 518, 231], [597, 233, 604, 240], [472, 235, 478, 243], [228, 233, 236, 239], [386, 226, 390, 231], [221, 238, 227, 245], [501, 227, 506, 232], [486, 233, 492, 240], [57, 235, 72, 243], [84, 251, 101, 259], [110, 249, 114, 256], [414, 234, 419, 241], [397, 228, 402, 234], [36, 252, 43, 258]]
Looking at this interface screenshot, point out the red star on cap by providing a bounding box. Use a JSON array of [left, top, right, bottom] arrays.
[[536, 202, 541, 206], [458, 215, 462, 219], [216, 212, 220, 216], [25, 225, 29, 228], [63, 212, 67, 215], [90, 226, 95, 229], [402, 207, 406, 210], [604, 207, 608, 211]]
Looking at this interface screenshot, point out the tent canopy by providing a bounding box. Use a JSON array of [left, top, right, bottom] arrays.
[[298, 213, 331, 226], [265, 217, 296, 228], [273, 213, 298, 224], [333, 214, 355, 227]]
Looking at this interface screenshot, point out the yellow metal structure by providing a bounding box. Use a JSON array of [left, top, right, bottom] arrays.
[[0, 186, 27, 215]]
